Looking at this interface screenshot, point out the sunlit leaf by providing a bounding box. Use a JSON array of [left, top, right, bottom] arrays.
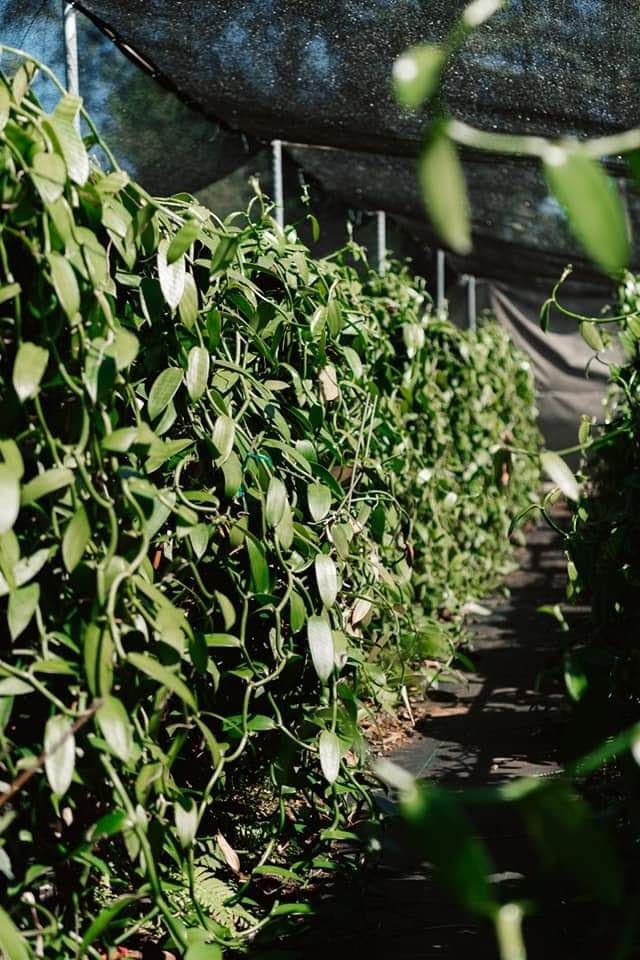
[[319, 730, 341, 784], [540, 451, 580, 502], [307, 615, 334, 682], [44, 714, 75, 798], [393, 45, 446, 109], [96, 696, 132, 761], [315, 553, 338, 608], [62, 505, 90, 572], [12, 342, 49, 402]]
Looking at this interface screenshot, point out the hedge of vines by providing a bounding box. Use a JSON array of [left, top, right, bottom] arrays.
[[0, 60, 540, 958], [557, 275, 640, 735]]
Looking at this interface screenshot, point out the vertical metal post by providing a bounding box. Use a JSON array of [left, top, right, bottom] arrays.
[[436, 249, 446, 313], [376, 210, 387, 275], [467, 274, 477, 332], [271, 139, 284, 230], [62, 3, 80, 98]]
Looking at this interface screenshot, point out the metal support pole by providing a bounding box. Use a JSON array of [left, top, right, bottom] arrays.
[[62, 3, 80, 99], [271, 139, 284, 230], [436, 249, 446, 313], [467, 274, 477, 332], [376, 210, 387, 275]]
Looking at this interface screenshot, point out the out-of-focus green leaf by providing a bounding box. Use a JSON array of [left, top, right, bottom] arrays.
[[393, 44, 446, 109], [543, 147, 629, 275], [419, 126, 471, 255]]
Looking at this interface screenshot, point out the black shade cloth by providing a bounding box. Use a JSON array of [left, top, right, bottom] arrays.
[[0, 0, 257, 193], [74, 0, 640, 284]]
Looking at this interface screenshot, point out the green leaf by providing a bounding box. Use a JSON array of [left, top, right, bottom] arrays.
[[0, 904, 31, 960], [204, 633, 241, 648], [210, 233, 239, 273], [308, 482, 331, 522], [96, 696, 132, 761], [540, 451, 580, 502], [289, 591, 306, 634], [0, 283, 21, 305], [44, 714, 75, 798], [147, 367, 183, 420], [543, 147, 629, 275], [221, 452, 242, 497], [21, 467, 74, 505], [315, 554, 338, 608], [418, 127, 471, 255], [185, 942, 223, 960], [393, 45, 446, 109], [157, 238, 186, 309], [167, 218, 202, 264], [47, 95, 89, 185], [174, 799, 198, 848], [319, 730, 341, 784], [31, 151, 66, 204], [0, 83, 9, 133], [12, 342, 49, 402], [399, 782, 496, 915], [79, 894, 142, 956], [128, 652, 197, 710], [0, 549, 49, 597], [246, 536, 270, 594], [0, 465, 19, 535], [47, 251, 80, 319], [8, 583, 40, 641], [106, 327, 139, 370], [266, 475, 287, 527], [276, 498, 295, 550], [307, 615, 334, 682], [212, 414, 236, 464], [179, 272, 199, 328], [62, 506, 90, 572], [579, 320, 604, 352], [186, 346, 210, 402], [564, 651, 588, 702]]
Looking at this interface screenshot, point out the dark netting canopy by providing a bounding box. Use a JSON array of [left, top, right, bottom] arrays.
[[73, 0, 640, 287], [1, 0, 634, 445]]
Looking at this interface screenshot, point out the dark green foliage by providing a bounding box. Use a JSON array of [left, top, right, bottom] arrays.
[[560, 274, 640, 723], [0, 61, 540, 957]]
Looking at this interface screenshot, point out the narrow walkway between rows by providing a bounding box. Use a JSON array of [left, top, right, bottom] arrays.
[[284, 523, 591, 959]]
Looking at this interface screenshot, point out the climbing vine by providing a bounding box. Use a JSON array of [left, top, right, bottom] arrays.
[[0, 56, 540, 958]]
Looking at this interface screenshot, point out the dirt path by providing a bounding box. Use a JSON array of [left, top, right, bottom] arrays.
[[273, 523, 587, 959]]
